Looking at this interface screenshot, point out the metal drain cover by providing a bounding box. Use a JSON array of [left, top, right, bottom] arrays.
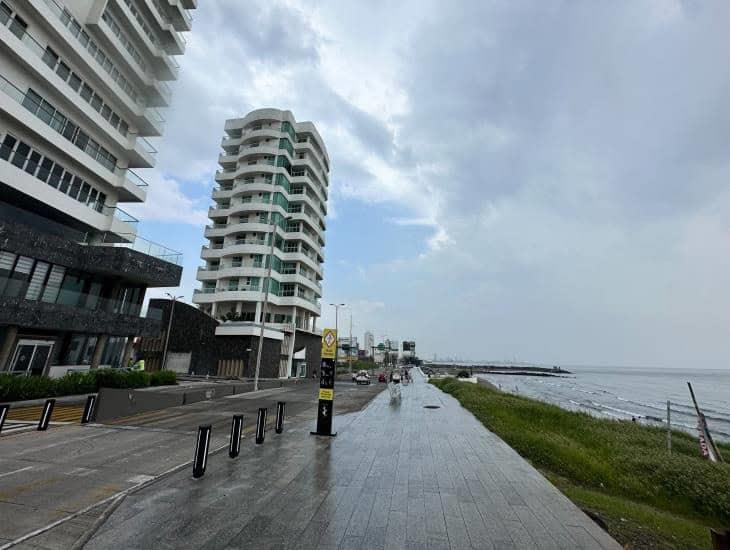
[[423, 405, 440, 409]]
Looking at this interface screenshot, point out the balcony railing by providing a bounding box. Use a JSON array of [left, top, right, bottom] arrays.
[[124, 168, 149, 187], [83, 233, 182, 265], [101, 205, 138, 226]]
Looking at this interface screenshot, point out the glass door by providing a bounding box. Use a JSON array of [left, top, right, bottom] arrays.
[[10, 340, 54, 376]]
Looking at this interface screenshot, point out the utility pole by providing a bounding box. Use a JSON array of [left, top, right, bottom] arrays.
[[255, 209, 288, 391], [329, 303, 345, 365], [348, 312, 353, 374], [161, 293, 183, 371]]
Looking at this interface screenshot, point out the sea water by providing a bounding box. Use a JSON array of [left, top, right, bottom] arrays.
[[477, 366, 730, 443]]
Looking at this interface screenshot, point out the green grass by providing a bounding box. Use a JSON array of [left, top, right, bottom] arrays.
[[431, 378, 730, 549], [0, 369, 177, 401]]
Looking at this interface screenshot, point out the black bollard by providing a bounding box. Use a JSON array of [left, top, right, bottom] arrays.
[[229, 415, 243, 458], [0, 404, 8, 434], [192, 425, 212, 478], [255, 407, 267, 444], [37, 399, 56, 431], [81, 395, 97, 424], [275, 401, 285, 434]]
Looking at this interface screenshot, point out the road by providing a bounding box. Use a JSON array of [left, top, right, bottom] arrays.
[[0, 379, 383, 549]]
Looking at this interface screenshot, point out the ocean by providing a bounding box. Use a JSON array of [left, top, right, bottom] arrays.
[[476, 365, 730, 443]]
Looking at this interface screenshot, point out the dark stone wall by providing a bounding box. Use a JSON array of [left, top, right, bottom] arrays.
[[137, 300, 288, 379], [294, 330, 323, 376], [0, 218, 182, 287], [0, 296, 161, 337]]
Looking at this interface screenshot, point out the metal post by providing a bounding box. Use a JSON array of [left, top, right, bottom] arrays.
[[81, 395, 96, 424], [666, 400, 671, 454], [0, 404, 8, 434], [229, 415, 243, 458], [37, 399, 55, 431], [193, 424, 212, 478], [162, 294, 182, 371], [348, 313, 353, 375], [275, 401, 285, 434], [255, 210, 284, 391], [255, 407, 267, 444]]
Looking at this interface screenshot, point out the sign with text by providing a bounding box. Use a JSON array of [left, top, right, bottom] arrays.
[[321, 328, 337, 359], [312, 328, 337, 437]]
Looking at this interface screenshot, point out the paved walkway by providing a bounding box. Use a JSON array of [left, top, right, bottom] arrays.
[[82, 373, 619, 549]]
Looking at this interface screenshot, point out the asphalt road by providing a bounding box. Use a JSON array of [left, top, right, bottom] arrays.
[[0, 380, 384, 549]]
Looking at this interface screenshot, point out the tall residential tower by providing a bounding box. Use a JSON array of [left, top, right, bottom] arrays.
[[194, 108, 328, 378], [0, 0, 196, 376]]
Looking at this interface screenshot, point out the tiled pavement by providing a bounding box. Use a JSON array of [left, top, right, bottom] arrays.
[[84, 373, 620, 549]]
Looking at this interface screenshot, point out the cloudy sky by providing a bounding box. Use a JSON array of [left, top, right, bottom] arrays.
[[129, 0, 730, 368]]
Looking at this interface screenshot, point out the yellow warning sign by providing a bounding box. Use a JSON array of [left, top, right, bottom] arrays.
[[318, 388, 334, 401], [321, 328, 337, 359]]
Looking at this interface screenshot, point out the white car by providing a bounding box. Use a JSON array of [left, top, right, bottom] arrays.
[[355, 370, 371, 385]]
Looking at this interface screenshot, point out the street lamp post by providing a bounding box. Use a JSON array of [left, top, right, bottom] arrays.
[[161, 293, 183, 372], [329, 303, 346, 365], [254, 210, 288, 391]]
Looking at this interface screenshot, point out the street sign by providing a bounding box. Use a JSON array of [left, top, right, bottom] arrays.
[[312, 328, 337, 437], [322, 328, 337, 359]]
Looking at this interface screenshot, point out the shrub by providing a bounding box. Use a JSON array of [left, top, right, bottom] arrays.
[[149, 370, 177, 386], [0, 368, 176, 401], [456, 370, 471, 378]]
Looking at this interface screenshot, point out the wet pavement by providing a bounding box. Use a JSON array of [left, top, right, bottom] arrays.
[[0, 380, 381, 549], [79, 372, 620, 549]]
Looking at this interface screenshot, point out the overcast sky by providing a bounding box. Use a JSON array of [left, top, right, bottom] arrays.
[[129, 0, 730, 368]]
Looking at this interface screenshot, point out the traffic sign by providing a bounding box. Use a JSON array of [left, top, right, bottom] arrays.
[[322, 328, 337, 359]]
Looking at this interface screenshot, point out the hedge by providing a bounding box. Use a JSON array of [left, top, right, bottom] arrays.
[[0, 369, 177, 402]]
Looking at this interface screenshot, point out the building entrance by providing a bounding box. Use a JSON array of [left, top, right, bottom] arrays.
[[9, 339, 54, 376]]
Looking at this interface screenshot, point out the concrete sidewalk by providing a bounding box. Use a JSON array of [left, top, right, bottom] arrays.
[[0, 381, 381, 549], [80, 373, 619, 549]]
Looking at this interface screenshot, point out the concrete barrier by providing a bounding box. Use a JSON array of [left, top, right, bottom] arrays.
[[95, 388, 183, 422]]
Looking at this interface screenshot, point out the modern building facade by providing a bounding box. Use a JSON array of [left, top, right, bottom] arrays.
[[363, 330, 374, 357], [0, 0, 196, 376], [193, 108, 328, 378]]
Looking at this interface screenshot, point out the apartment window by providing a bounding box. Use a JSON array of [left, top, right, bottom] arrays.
[[48, 165, 63, 188], [25, 261, 49, 301], [41, 265, 65, 303], [56, 61, 70, 81], [101, 104, 112, 120], [58, 172, 72, 193], [0, 2, 10, 24], [8, 13, 26, 39], [80, 83, 93, 102], [90, 93, 103, 112], [42, 47, 59, 69], [0, 134, 15, 160], [11, 142, 30, 169], [37, 158, 53, 182], [3, 255, 34, 298], [69, 176, 83, 199], [25, 151, 41, 175]]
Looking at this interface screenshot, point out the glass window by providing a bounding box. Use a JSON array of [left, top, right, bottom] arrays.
[[68, 72, 82, 92], [55, 61, 70, 81], [42, 47, 59, 69], [78, 182, 90, 203], [0, 134, 16, 160], [84, 281, 102, 310], [10, 142, 30, 169], [9, 14, 27, 39], [87, 188, 98, 207], [25, 151, 41, 175], [25, 261, 49, 301], [80, 83, 93, 102], [74, 130, 89, 151], [48, 165, 63, 188], [109, 113, 120, 129], [41, 265, 65, 303], [118, 120, 128, 136], [90, 94, 102, 112], [56, 272, 85, 306], [58, 171, 72, 193], [0, 2, 11, 24], [4, 255, 33, 298], [37, 157, 53, 182], [22, 89, 42, 115], [69, 176, 83, 199], [79, 30, 90, 47], [69, 19, 81, 37], [38, 100, 55, 124], [61, 120, 77, 141], [101, 104, 112, 120], [0, 250, 17, 296], [50, 110, 67, 132], [64, 335, 98, 366]]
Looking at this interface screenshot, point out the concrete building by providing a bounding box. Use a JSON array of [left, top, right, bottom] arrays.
[[0, 0, 196, 376], [193, 108, 328, 378], [363, 330, 374, 357], [137, 298, 322, 378]]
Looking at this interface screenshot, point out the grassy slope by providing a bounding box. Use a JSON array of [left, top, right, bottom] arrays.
[[432, 378, 730, 549]]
